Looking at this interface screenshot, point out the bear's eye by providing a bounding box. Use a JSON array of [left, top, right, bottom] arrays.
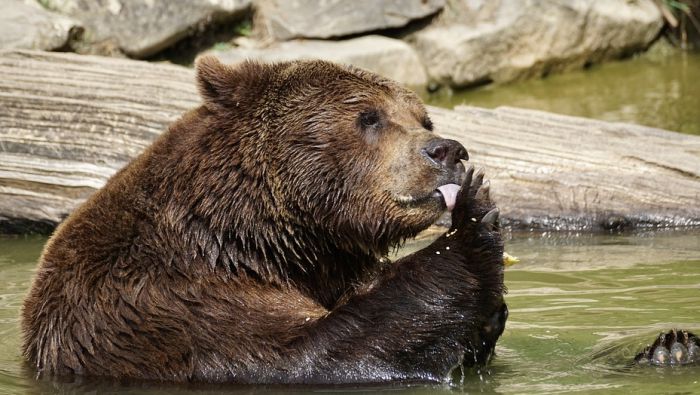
[[358, 110, 381, 130]]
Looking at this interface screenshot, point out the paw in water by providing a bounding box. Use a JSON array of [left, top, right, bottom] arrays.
[[635, 329, 700, 366]]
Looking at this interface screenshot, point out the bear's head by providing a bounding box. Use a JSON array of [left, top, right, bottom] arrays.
[[193, 57, 467, 257]]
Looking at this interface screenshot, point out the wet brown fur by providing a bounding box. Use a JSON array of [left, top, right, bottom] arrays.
[[21, 58, 506, 384]]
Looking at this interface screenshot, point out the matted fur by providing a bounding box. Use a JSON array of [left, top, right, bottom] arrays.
[[21, 57, 506, 384]]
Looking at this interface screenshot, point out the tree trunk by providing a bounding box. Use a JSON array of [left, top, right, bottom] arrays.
[[1, 50, 698, 233]]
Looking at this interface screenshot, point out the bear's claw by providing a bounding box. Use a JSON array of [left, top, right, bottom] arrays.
[[472, 168, 484, 189], [460, 165, 475, 196], [475, 180, 490, 203], [451, 166, 497, 233], [635, 329, 700, 366], [481, 208, 499, 226]]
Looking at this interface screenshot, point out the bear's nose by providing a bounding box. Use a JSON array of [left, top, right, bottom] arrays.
[[423, 139, 469, 167]]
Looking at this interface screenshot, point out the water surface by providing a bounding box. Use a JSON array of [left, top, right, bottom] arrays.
[[425, 46, 700, 135], [1, 231, 698, 394]]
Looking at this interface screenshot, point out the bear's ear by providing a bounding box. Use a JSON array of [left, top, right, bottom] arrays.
[[195, 55, 240, 110]]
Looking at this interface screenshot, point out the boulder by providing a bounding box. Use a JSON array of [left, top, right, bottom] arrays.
[[0, 0, 80, 51], [1, 50, 698, 233], [409, 0, 664, 87], [205, 35, 428, 87], [253, 0, 445, 40], [41, 0, 251, 58]]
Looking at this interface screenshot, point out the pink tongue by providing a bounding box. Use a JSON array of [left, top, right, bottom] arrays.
[[437, 184, 461, 211]]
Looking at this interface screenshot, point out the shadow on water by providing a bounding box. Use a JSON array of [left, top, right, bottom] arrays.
[[1, 230, 699, 394]]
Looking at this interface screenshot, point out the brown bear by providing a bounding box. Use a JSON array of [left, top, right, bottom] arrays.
[[21, 57, 507, 384]]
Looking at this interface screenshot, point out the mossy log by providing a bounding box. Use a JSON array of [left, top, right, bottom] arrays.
[[1, 50, 698, 233]]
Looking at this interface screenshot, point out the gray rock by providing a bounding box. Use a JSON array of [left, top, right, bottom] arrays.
[[1, 50, 698, 233], [410, 0, 664, 87], [0, 0, 80, 51], [254, 0, 445, 40], [42, 0, 251, 58], [205, 35, 428, 87]]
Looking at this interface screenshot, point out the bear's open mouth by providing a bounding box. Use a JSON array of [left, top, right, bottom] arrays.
[[393, 183, 462, 212]]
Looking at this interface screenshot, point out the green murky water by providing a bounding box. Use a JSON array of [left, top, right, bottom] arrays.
[[1, 231, 698, 394], [425, 45, 700, 135]]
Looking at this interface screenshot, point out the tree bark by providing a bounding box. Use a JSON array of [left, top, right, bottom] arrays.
[[1, 50, 698, 233]]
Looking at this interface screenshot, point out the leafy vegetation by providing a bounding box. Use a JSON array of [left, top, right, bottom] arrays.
[[660, 0, 700, 49], [233, 20, 252, 37]]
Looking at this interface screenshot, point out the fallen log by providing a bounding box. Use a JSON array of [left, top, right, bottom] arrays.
[[1, 50, 698, 233], [434, 106, 700, 230]]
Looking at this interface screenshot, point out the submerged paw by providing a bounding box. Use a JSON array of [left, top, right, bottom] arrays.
[[635, 329, 700, 366]]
